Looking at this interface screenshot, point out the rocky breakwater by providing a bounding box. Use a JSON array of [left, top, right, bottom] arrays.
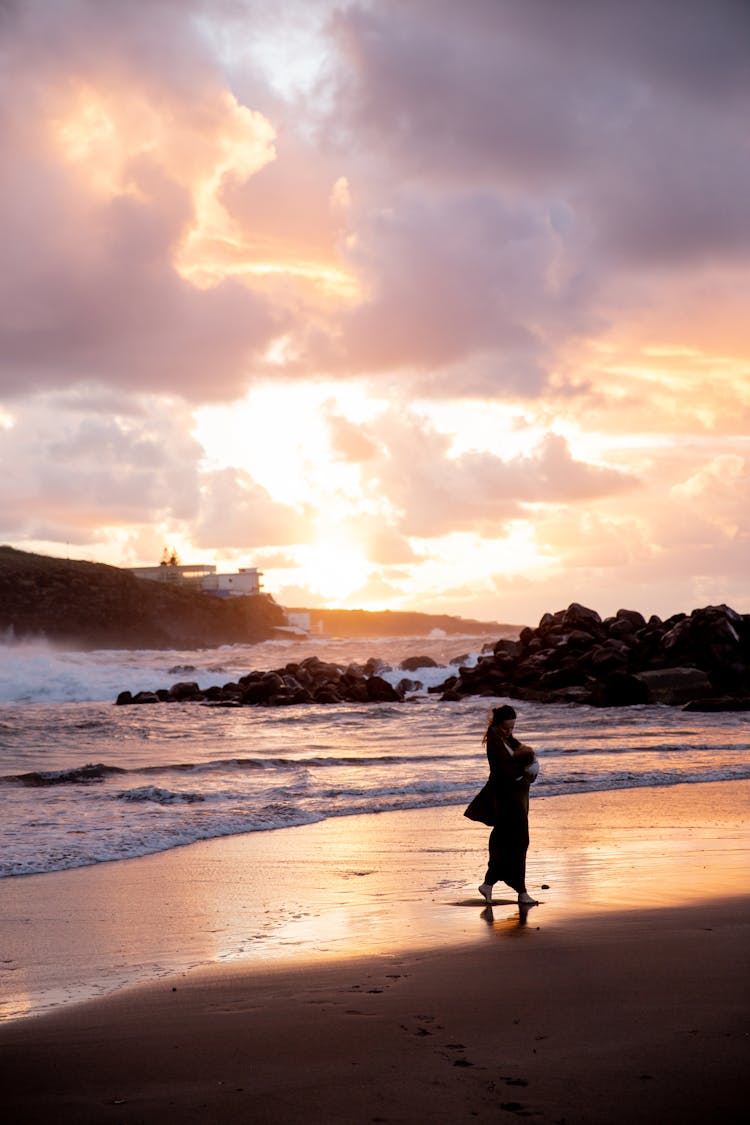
[[116, 655, 426, 708], [434, 602, 750, 710]]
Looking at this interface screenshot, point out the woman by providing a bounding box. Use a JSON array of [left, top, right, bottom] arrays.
[[464, 704, 538, 907]]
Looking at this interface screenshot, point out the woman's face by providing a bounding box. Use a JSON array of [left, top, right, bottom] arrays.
[[497, 719, 515, 739]]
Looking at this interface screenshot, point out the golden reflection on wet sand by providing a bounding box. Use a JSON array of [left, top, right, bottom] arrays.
[[0, 780, 747, 1020]]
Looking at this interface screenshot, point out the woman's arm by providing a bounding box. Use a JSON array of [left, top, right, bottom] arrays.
[[486, 731, 535, 779], [490, 729, 537, 783]]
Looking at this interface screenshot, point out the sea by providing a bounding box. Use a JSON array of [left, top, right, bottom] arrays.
[[1, 632, 748, 881]]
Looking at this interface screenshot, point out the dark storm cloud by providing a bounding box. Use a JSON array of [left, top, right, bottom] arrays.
[[329, 0, 750, 274]]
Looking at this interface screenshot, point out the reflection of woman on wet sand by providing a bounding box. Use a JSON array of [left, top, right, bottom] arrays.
[[464, 705, 538, 907]]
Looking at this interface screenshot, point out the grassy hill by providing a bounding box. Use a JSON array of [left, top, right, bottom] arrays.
[[0, 546, 285, 650]]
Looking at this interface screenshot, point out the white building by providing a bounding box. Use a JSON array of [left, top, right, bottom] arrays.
[[200, 568, 264, 598], [129, 560, 264, 597]]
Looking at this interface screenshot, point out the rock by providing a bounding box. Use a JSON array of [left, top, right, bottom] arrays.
[[586, 644, 629, 676], [682, 696, 750, 712], [607, 618, 636, 638], [115, 691, 133, 705], [204, 685, 227, 701], [241, 681, 276, 705], [366, 675, 401, 702], [562, 603, 602, 630], [564, 629, 596, 649], [132, 691, 160, 704], [113, 601, 750, 711], [168, 681, 202, 701], [635, 667, 713, 705], [338, 674, 371, 702], [592, 672, 650, 707], [396, 678, 422, 694], [313, 686, 343, 703], [615, 608, 647, 629], [399, 655, 439, 671], [430, 675, 458, 693]]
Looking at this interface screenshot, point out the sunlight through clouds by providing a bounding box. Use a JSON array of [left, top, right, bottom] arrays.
[[1, 0, 749, 623]]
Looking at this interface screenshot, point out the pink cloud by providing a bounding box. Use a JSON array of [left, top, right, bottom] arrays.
[[0, 392, 202, 539], [193, 468, 312, 549], [334, 410, 638, 538], [0, 0, 283, 402]]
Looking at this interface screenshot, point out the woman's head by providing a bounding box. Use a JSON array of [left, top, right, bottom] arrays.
[[486, 704, 516, 740]]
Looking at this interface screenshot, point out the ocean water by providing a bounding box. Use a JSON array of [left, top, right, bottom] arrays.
[[1, 634, 748, 879]]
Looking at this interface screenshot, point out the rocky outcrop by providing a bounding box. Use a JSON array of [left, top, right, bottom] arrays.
[[116, 655, 407, 707], [0, 546, 286, 649], [433, 603, 750, 710], [113, 601, 750, 711]]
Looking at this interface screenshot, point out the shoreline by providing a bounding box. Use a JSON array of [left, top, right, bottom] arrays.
[[1, 780, 748, 1122], [1, 779, 748, 1024]]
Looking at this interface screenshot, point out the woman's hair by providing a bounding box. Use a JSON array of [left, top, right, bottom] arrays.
[[482, 704, 517, 742]]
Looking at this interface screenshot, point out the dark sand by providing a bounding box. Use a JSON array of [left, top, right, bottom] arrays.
[[1, 781, 748, 1123]]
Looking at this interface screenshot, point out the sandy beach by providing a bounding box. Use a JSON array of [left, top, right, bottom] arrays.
[[1, 780, 748, 1122]]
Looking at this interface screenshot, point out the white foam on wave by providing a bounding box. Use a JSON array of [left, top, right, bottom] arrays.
[[0, 636, 485, 704]]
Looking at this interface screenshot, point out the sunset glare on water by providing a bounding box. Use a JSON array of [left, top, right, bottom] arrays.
[[1, 0, 748, 624]]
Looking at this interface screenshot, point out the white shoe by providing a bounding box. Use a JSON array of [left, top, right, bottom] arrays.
[[518, 891, 538, 906], [479, 883, 493, 904]]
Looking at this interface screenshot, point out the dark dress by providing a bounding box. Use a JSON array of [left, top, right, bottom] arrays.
[[464, 730, 533, 893]]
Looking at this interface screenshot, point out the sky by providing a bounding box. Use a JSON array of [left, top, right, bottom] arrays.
[[0, 0, 748, 626]]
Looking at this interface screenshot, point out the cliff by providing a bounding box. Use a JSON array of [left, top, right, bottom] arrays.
[[0, 546, 285, 650]]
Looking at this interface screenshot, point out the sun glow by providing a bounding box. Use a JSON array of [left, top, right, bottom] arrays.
[[296, 533, 372, 600]]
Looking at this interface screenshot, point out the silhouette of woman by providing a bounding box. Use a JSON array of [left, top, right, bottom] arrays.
[[464, 705, 538, 906]]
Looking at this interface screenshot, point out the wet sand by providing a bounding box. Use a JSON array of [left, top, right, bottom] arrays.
[[1, 781, 748, 1122]]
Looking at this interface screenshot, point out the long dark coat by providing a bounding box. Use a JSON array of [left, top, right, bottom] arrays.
[[464, 730, 534, 893], [464, 730, 533, 826]]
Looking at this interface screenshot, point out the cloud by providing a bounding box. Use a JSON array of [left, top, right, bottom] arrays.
[[252, 550, 301, 570], [0, 386, 312, 555], [0, 392, 202, 541], [331, 192, 585, 390], [351, 412, 638, 538], [0, 0, 283, 402], [316, 0, 750, 390], [325, 409, 380, 461], [193, 467, 312, 548], [0, 0, 747, 622], [3, 0, 748, 408], [274, 582, 330, 609]]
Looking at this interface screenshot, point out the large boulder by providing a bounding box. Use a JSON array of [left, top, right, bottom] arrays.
[[365, 675, 401, 702], [635, 667, 713, 705], [592, 672, 650, 707], [683, 696, 750, 712], [168, 680, 203, 701], [615, 608, 647, 630], [399, 655, 439, 671], [562, 603, 602, 630]]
